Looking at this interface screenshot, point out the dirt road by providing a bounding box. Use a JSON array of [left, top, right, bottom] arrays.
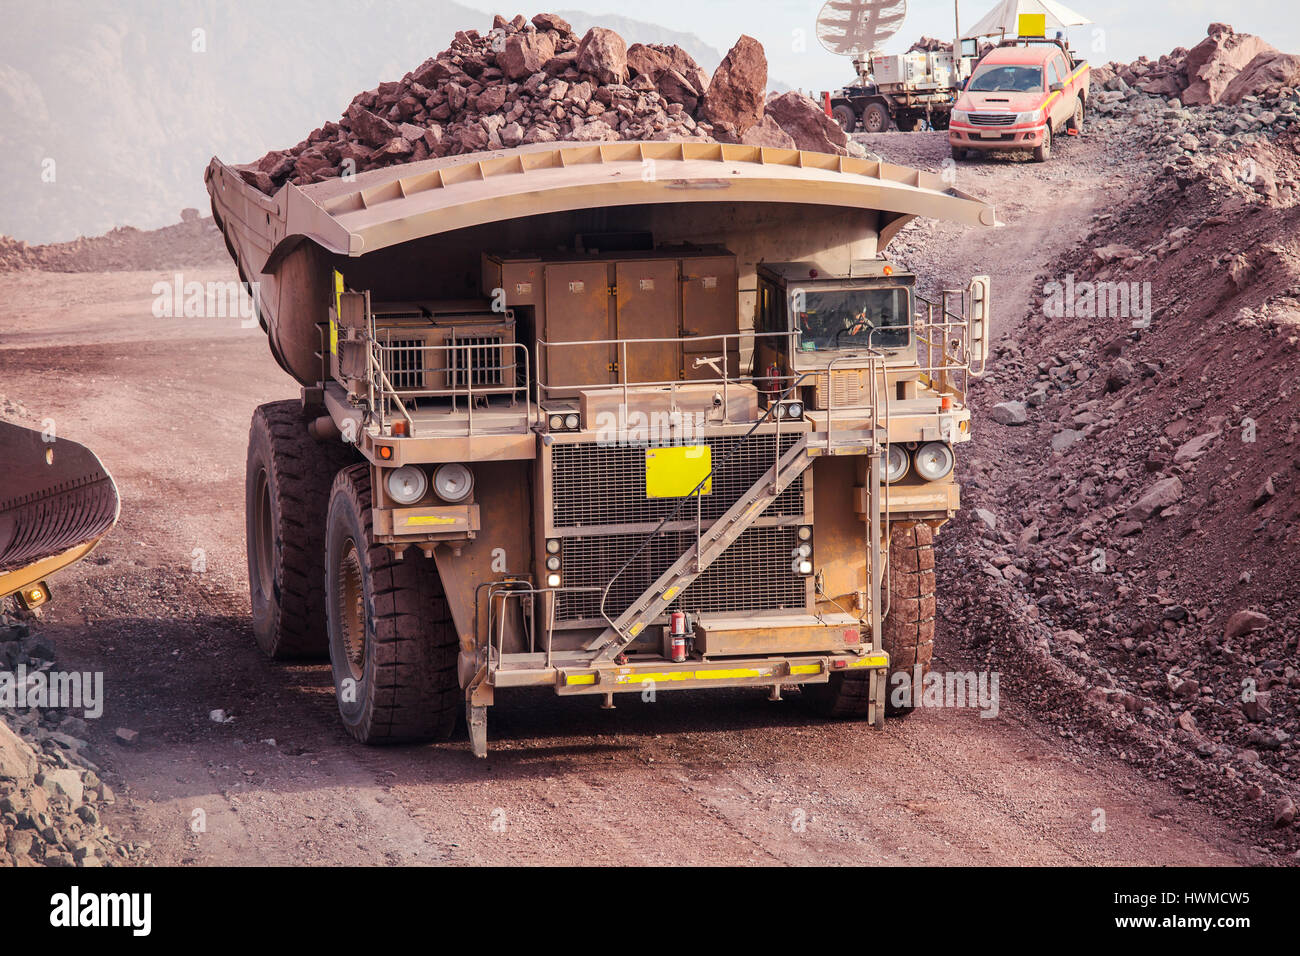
[[0, 133, 1260, 865]]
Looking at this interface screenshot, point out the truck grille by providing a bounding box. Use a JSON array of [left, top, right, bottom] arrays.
[[970, 112, 1015, 126], [448, 334, 505, 388], [551, 433, 804, 529], [383, 339, 425, 390], [556, 525, 805, 623]]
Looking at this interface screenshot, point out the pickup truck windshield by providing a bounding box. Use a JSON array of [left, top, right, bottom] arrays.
[[795, 288, 910, 351], [968, 64, 1043, 92]]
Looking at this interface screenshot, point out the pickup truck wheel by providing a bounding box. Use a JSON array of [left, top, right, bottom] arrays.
[[831, 104, 857, 132], [951, 145, 966, 161], [1033, 125, 1052, 162], [880, 521, 936, 715], [246, 400, 354, 659], [1067, 98, 1084, 134], [325, 464, 460, 744], [861, 102, 891, 134]]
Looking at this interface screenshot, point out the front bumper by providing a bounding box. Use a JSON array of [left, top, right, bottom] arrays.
[[950, 122, 1046, 150]]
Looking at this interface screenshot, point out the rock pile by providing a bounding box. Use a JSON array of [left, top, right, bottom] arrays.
[[1, 610, 138, 866], [1096, 23, 1300, 107], [0, 217, 227, 274], [236, 13, 856, 195]]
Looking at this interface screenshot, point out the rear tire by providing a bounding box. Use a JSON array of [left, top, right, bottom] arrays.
[[324, 464, 459, 744], [861, 102, 891, 134], [246, 400, 354, 659], [1067, 98, 1084, 134], [831, 104, 858, 132]]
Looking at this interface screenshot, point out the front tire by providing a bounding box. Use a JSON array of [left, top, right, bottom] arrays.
[[324, 464, 459, 744], [1033, 125, 1052, 162], [246, 400, 354, 659], [831, 104, 857, 132]]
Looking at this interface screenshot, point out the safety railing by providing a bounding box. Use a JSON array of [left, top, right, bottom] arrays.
[[367, 337, 532, 438]]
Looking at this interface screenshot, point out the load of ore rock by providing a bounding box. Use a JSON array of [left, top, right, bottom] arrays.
[[235, 12, 859, 195]]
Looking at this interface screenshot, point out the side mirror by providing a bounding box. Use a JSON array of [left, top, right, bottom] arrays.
[[967, 275, 991, 370], [1050, 82, 1064, 92]]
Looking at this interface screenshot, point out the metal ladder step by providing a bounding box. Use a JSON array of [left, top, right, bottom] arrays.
[[587, 436, 814, 662]]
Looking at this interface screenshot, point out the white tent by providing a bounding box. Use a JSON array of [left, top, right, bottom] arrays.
[[962, 0, 1092, 40]]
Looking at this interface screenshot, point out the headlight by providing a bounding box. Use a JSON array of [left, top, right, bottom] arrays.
[[564, 413, 580, 430], [546, 573, 561, 588], [952, 109, 969, 123], [546, 556, 561, 571], [545, 539, 561, 554], [433, 463, 474, 502], [785, 401, 803, 420], [386, 465, 428, 505], [884, 444, 909, 483], [549, 414, 564, 430], [914, 442, 955, 481], [1014, 111, 1040, 125]]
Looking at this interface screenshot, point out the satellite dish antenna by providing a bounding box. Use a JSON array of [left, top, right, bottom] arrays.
[[815, 0, 908, 57]]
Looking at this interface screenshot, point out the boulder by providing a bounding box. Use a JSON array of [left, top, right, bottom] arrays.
[[1221, 52, 1300, 104], [699, 35, 767, 138], [576, 27, 629, 85], [499, 32, 557, 80], [531, 13, 572, 34], [1182, 24, 1278, 106], [763, 91, 849, 154], [990, 401, 1028, 425], [1126, 476, 1183, 521], [740, 113, 797, 148]]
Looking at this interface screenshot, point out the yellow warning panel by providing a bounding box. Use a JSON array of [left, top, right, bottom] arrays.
[[645, 445, 712, 498], [1018, 13, 1046, 37]]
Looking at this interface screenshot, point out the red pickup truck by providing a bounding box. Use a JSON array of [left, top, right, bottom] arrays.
[[949, 40, 1089, 162]]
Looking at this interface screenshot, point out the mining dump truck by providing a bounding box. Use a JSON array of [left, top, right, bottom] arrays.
[[0, 422, 120, 609], [206, 141, 994, 756]]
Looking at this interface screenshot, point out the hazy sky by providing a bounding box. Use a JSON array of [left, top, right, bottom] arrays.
[[465, 0, 1300, 92]]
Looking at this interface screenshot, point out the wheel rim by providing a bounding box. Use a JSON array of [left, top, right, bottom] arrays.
[[253, 468, 274, 601], [338, 539, 367, 682], [865, 110, 885, 133]]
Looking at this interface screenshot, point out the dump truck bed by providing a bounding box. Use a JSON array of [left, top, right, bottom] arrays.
[[206, 140, 996, 387]]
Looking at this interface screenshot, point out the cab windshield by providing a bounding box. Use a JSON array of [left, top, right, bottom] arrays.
[[968, 64, 1043, 93], [795, 287, 910, 351]]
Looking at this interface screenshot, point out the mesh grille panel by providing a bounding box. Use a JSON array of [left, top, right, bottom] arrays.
[[382, 339, 425, 390], [556, 525, 804, 622], [552, 434, 804, 528], [448, 335, 505, 388]]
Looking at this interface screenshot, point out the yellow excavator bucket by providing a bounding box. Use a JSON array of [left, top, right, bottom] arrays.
[[0, 421, 120, 606]]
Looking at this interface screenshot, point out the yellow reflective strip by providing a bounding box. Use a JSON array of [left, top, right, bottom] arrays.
[[628, 622, 644, 637], [565, 673, 597, 685], [331, 270, 343, 356], [614, 671, 689, 684], [848, 655, 889, 668], [789, 663, 822, 676], [662, 585, 680, 601], [404, 515, 458, 526], [695, 667, 767, 680]]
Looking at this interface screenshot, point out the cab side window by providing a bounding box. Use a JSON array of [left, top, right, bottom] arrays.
[[1046, 59, 1061, 88]]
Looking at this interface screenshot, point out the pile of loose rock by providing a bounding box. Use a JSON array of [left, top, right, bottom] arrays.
[[237, 12, 858, 195], [1, 609, 138, 866]]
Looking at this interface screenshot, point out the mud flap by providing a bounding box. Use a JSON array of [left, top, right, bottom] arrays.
[[467, 703, 488, 758]]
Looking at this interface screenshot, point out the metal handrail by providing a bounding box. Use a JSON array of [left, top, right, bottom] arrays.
[[369, 339, 532, 438]]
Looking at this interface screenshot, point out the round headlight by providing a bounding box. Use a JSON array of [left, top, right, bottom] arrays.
[[433, 463, 474, 502], [796, 543, 812, 558], [884, 444, 910, 483], [786, 401, 803, 420], [549, 414, 564, 430], [914, 442, 955, 481], [546, 555, 561, 571], [546, 573, 561, 588], [797, 526, 813, 541], [386, 465, 428, 505], [565, 414, 580, 430], [545, 539, 561, 554]]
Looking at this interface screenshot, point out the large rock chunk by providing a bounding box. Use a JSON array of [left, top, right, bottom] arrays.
[[499, 31, 557, 80], [763, 91, 849, 154], [1221, 51, 1300, 104], [700, 35, 767, 139], [740, 114, 796, 148], [626, 43, 673, 80], [1224, 609, 1270, 639], [1182, 24, 1277, 106], [1126, 476, 1183, 522], [576, 27, 629, 85]]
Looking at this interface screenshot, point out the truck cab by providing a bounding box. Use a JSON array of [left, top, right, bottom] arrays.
[[949, 39, 1089, 161]]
